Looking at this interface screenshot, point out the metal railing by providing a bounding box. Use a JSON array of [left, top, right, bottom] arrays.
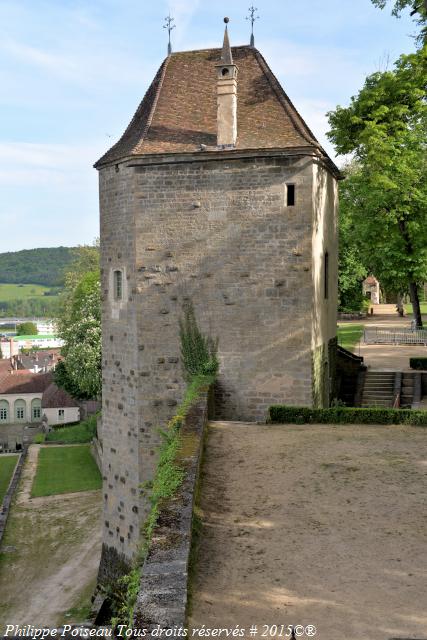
[[364, 328, 427, 345]]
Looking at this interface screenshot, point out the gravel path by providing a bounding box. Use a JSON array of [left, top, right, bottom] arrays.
[[188, 421, 427, 640], [0, 445, 102, 627]]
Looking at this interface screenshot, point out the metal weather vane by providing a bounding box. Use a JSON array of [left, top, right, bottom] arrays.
[[163, 13, 175, 56], [246, 5, 259, 47]]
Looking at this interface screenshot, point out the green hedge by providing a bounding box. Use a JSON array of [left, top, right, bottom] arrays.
[[269, 405, 427, 425], [410, 357, 427, 370]]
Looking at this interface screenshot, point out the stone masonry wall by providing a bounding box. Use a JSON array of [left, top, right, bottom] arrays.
[[98, 151, 334, 574], [132, 154, 314, 425], [98, 164, 141, 581]]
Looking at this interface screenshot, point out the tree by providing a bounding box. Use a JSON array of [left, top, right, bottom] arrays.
[[55, 244, 101, 399], [17, 322, 38, 335], [337, 165, 368, 311], [328, 47, 427, 326], [371, 0, 427, 41]]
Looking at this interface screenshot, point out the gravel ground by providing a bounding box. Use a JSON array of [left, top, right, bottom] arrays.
[[188, 421, 427, 640]]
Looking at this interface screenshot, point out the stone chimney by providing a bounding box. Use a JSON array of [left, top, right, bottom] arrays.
[[216, 18, 238, 148]]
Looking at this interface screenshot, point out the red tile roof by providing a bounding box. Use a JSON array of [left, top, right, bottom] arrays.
[[96, 46, 335, 169], [0, 371, 52, 395], [41, 383, 80, 409]]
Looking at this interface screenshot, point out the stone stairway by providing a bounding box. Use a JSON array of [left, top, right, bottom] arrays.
[[370, 303, 399, 315], [361, 371, 395, 407]]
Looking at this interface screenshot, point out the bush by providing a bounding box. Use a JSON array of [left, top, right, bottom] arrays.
[[179, 301, 218, 380], [269, 405, 427, 426], [410, 357, 427, 370]]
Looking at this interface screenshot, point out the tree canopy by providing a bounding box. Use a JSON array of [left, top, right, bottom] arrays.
[[328, 47, 427, 325], [16, 322, 38, 336], [55, 244, 101, 399]]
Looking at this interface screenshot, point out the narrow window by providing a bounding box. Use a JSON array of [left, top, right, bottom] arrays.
[[33, 407, 41, 419], [324, 252, 329, 299], [114, 270, 123, 301], [286, 184, 295, 207], [58, 409, 65, 420]]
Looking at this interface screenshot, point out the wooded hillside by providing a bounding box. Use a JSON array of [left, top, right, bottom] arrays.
[[0, 247, 76, 286]]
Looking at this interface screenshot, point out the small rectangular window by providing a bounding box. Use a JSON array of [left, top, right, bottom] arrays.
[[58, 409, 65, 420], [286, 184, 295, 207], [33, 407, 41, 419], [324, 252, 329, 299], [114, 270, 123, 300]]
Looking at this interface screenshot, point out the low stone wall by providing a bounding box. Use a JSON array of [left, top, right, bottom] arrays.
[[90, 436, 103, 473], [0, 447, 27, 544], [133, 392, 209, 631]]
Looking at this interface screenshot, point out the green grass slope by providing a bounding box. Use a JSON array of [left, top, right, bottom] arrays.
[[0, 455, 18, 504], [31, 445, 101, 497]]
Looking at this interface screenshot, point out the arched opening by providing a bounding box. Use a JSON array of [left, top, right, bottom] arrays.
[[0, 400, 9, 423], [31, 398, 42, 422], [14, 399, 26, 423]]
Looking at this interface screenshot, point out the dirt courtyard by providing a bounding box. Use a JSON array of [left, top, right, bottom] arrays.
[[189, 422, 427, 640], [0, 445, 102, 628]]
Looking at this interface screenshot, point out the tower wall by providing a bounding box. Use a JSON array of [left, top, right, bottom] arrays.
[[99, 152, 336, 574]]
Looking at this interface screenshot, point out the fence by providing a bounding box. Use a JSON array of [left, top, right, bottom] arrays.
[[364, 328, 427, 345]]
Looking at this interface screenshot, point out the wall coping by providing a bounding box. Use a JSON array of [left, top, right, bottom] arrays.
[[133, 392, 209, 631]]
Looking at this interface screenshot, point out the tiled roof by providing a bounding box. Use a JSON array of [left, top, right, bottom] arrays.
[[0, 371, 52, 395], [96, 46, 333, 167], [41, 383, 79, 409]]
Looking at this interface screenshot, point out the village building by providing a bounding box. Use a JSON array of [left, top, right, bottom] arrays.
[[95, 24, 340, 578], [0, 335, 64, 359], [41, 382, 80, 427], [363, 275, 380, 304], [0, 371, 79, 427]]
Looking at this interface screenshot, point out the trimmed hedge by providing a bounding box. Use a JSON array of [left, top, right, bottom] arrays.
[[410, 357, 427, 370], [269, 405, 427, 426]]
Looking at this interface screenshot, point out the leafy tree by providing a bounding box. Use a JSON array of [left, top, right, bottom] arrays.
[[371, 0, 427, 40], [179, 302, 219, 380], [55, 244, 101, 399], [337, 167, 368, 311], [16, 322, 38, 335], [328, 47, 427, 326]]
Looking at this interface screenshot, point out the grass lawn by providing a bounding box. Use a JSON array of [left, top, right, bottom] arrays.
[[44, 415, 97, 444], [0, 282, 59, 302], [0, 455, 18, 504], [337, 323, 364, 352], [31, 445, 101, 497], [404, 302, 427, 316]]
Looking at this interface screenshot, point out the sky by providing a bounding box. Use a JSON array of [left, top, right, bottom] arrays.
[[0, 0, 419, 252]]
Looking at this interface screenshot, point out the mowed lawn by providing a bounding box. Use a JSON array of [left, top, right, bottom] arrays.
[[404, 302, 427, 316], [0, 455, 18, 504], [0, 282, 57, 302], [31, 445, 101, 497], [337, 323, 364, 352]]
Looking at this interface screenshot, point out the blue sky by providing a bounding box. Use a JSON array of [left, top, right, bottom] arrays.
[[0, 0, 418, 252]]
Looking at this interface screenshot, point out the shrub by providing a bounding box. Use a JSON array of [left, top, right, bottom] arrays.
[[179, 301, 218, 379], [410, 357, 427, 370], [269, 405, 427, 426]]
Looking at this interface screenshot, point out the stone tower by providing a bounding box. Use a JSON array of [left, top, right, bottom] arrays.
[[95, 25, 340, 580]]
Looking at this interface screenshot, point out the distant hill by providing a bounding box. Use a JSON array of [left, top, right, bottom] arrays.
[[0, 247, 76, 287]]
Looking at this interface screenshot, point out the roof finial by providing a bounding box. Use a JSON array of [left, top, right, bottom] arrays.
[[246, 5, 259, 47], [163, 13, 175, 56], [221, 17, 233, 65]]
